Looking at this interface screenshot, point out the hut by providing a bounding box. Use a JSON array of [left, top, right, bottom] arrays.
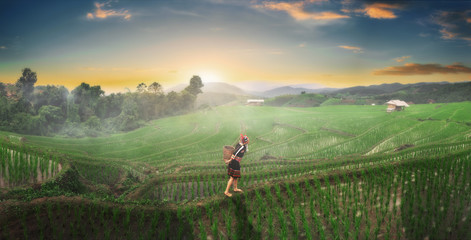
[[386, 100, 409, 112], [246, 99, 264, 106]]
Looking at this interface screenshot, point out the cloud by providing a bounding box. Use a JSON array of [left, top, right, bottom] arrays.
[[87, 2, 131, 20], [255, 0, 349, 21], [356, 2, 404, 19], [298, 42, 306, 48], [0, 46, 6, 50], [393, 56, 411, 62], [373, 63, 471, 75], [338, 45, 363, 53], [433, 10, 471, 42]]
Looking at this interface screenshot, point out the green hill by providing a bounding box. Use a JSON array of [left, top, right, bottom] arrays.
[[1, 102, 471, 239]]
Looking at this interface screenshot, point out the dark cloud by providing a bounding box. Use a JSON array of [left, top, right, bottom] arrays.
[[373, 63, 471, 75], [432, 10, 471, 42]]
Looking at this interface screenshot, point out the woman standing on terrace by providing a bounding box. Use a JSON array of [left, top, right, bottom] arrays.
[[224, 134, 249, 197]]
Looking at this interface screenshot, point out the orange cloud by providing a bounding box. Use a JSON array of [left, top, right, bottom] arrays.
[[433, 11, 471, 42], [373, 63, 471, 75], [358, 3, 403, 19], [256, 1, 349, 21], [393, 56, 411, 62], [338, 45, 363, 53], [87, 2, 131, 20]]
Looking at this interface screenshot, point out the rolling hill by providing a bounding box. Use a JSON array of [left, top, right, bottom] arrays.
[[1, 102, 471, 239]]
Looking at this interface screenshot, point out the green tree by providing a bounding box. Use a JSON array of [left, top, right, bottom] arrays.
[[0, 82, 6, 97], [136, 83, 147, 93], [97, 93, 124, 119], [165, 91, 182, 115], [33, 85, 69, 114], [84, 115, 101, 130], [184, 75, 204, 96], [115, 96, 140, 131], [71, 82, 104, 121], [148, 82, 163, 95], [38, 105, 64, 135], [15, 68, 37, 101]]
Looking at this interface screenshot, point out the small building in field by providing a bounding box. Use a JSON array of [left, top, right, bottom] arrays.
[[246, 99, 264, 106], [386, 100, 409, 112]]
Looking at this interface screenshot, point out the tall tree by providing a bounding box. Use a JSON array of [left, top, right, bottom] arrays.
[[15, 68, 37, 101], [136, 83, 147, 93], [33, 85, 69, 114], [0, 82, 6, 97], [184, 75, 204, 96], [148, 82, 163, 95], [71, 82, 104, 121]]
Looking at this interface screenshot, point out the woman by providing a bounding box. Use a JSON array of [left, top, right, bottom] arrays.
[[224, 134, 249, 197]]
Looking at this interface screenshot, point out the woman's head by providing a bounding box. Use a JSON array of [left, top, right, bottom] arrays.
[[240, 134, 249, 145]]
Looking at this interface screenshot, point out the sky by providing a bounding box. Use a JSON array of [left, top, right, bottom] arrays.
[[0, 0, 470, 93]]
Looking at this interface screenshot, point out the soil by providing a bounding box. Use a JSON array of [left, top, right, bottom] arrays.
[[394, 144, 415, 152], [260, 154, 278, 160], [320, 127, 356, 137]]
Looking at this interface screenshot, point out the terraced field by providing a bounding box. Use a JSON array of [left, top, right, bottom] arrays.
[[1, 102, 470, 239]]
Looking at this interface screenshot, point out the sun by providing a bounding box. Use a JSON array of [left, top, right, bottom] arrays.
[[198, 71, 223, 83]]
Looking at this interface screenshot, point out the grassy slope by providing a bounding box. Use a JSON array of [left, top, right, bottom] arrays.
[[1, 102, 471, 239], [3, 102, 469, 162]]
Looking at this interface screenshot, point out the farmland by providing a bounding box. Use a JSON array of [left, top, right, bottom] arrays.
[[1, 102, 471, 239]]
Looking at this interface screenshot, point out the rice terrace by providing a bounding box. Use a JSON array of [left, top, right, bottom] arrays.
[[2, 0, 471, 239], [1, 101, 471, 239]]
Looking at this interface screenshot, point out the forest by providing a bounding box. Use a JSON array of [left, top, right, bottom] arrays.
[[0, 68, 204, 137]]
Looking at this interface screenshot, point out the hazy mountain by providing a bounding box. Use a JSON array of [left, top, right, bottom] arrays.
[[255, 86, 337, 98], [201, 82, 248, 95], [168, 81, 471, 106], [331, 82, 456, 96], [166, 82, 248, 95], [265, 81, 471, 107]]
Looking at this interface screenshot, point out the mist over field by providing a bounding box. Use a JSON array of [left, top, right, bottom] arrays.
[[1, 0, 471, 239]]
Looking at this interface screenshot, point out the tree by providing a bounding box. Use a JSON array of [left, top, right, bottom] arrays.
[[38, 105, 64, 135], [148, 82, 163, 95], [136, 83, 147, 93], [15, 68, 37, 101], [0, 82, 6, 97], [184, 75, 204, 96], [116, 96, 140, 131], [33, 85, 69, 114], [165, 91, 181, 115], [71, 82, 104, 121]]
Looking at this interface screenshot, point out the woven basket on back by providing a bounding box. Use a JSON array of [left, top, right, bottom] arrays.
[[223, 145, 235, 164]]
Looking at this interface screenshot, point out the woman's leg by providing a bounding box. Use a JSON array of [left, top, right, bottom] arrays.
[[233, 178, 242, 192], [224, 177, 234, 196]]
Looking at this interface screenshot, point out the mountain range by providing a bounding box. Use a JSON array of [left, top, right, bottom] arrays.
[[166, 81, 471, 107]]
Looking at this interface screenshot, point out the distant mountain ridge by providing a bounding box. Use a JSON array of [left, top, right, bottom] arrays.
[[265, 81, 471, 107], [332, 81, 453, 96], [167, 81, 471, 106], [166, 82, 247, 95], [253, 86, 337, 98]]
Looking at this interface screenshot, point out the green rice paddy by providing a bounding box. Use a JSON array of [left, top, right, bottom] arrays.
[[1, 102, 470, 239]]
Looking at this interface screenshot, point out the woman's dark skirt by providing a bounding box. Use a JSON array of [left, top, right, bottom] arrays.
[[228, 160, 241, 179]]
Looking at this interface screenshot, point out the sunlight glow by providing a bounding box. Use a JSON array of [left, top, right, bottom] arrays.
[[198, 71, 223, 83]]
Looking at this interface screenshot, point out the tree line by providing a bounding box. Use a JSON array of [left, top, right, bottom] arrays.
[[0, 68, 204, 137]]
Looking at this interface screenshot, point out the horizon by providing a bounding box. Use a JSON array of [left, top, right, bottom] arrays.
[[1, 0, 471, 94]]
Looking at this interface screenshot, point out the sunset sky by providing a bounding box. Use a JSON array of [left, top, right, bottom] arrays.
[[1, 0, 470, 93]]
